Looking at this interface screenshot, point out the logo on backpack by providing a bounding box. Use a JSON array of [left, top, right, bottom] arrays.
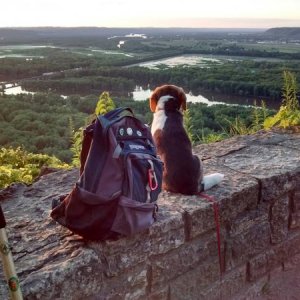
[[51, 107, 163, 240], [129, 144, 146, 150]]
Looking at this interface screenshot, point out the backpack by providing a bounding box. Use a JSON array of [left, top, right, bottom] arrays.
[[51, 107, 163, 240]]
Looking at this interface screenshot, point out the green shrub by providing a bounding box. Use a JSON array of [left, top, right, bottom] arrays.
[[0, 147, 69, 189], [264, 71, 300, 129]]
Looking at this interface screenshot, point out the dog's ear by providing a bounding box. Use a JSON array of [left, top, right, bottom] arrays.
[[178, 87, 187, 111], [150, 89, 159, 112]]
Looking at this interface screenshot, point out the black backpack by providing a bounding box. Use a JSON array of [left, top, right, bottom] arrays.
[[51, 107, 163, 240]]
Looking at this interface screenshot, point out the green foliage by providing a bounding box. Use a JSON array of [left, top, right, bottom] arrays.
[[95, 91, 116, 115], [227, 116, 253, 136], [199, 131, 228, 144], [190, 99, 272, 141], [251, 100, 268, 132], [264, 71, 300, 129], [282, 70, 299, 110], [226, 101, 269, 136], [264, 106, 300, 129], [0, 147, 69, 189], [70, 128, 83, 167], [183, 108, 195, 144]]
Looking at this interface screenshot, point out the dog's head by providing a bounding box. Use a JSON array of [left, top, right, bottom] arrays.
[[149, 85, 187, 113]]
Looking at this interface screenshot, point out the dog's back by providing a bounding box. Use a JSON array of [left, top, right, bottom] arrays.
[[151, 89, 203, 194]]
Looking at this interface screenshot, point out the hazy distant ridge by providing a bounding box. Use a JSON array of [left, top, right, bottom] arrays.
[[0, 26, 263, 37], [265, 27, 300, 39]]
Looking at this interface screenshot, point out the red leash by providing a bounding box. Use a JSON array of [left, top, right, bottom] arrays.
[[196, 192, 223, 276]]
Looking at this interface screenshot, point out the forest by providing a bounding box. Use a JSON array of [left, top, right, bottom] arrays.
[[0, 92, 262, 163]]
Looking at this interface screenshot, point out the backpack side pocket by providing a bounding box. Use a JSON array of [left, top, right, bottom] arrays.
[[111, 196, 158, 235]]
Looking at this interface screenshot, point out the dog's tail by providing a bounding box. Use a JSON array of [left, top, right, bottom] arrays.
[[201, 173, 224, 191]]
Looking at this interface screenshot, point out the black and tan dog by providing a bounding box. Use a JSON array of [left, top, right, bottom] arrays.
[[150, 84, 223, 195]]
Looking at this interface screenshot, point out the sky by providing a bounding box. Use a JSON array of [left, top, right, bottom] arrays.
[[2, 0, 300, 28]]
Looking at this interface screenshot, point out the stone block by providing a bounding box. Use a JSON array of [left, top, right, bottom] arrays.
[[157, 192, 216, 240], [169, 262, 246, 300], [20, 247, 104, 299], [168, 258, 221, 299], [149, 230, 223, 289], [223, 144, 300, 202], [199, 265, 246, 300], [225, 210, 271, 269], [280, 232, 300, 260], [270, 195, 289, 244], [203, 158, 259, 217], [247, 249, 281, 282], [260, 173, 299, 202], [149, 200, 186, 254], [89, 265, 148, 300]]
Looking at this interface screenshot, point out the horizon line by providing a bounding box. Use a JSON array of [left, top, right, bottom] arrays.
[[1, 25, 295, 30]]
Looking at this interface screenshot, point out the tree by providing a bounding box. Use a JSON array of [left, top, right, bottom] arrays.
[[71, 92, 116, 167], [95, 91, 115, 115]]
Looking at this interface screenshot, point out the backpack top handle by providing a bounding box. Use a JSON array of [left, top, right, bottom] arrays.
[[98, 107, 135, 131], [102, 107, 134, 120]]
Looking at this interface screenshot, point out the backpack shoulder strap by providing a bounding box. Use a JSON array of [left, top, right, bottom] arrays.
[[80, 122, 95, 175]]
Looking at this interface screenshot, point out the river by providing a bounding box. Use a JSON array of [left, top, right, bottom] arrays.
[[131, 86, 280, 108], [132, 86, 235, 106], [3, 84, 278, 109]]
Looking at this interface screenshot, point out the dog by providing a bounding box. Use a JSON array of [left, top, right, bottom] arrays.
[[150, 84, 224, 195]]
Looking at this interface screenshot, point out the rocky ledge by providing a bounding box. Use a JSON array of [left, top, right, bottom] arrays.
[[0, 129, 300, 299]]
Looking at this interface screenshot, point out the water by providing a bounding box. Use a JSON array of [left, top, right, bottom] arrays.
[[3, 84, 269, 108], [3, 85, 69, 99], [4, 86, 35, 95], [137, 55, 226, 69], [131, 54, 286, 69], [132, 86, 247, 107]]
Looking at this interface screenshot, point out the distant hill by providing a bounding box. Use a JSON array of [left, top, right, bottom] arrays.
[[0, 27, 263, 45], [264, 27, 300, 40]]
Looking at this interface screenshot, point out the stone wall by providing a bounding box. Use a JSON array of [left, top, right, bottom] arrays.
[[0, 129, 300, 299]]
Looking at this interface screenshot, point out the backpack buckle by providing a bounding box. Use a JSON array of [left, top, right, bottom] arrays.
[[148, 160, 158, 191]]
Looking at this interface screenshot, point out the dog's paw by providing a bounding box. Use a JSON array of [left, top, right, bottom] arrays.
[[202, 173, 224, 191]]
